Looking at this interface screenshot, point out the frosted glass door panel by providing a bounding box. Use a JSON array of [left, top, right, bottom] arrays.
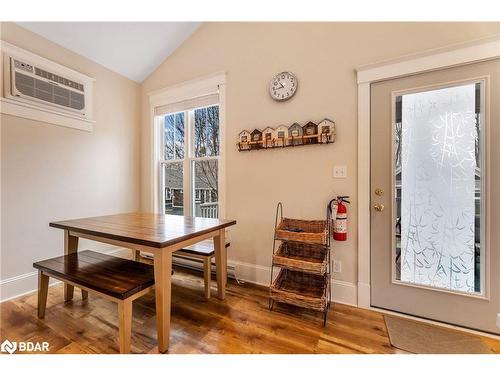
[[395, 83, 482, 294]]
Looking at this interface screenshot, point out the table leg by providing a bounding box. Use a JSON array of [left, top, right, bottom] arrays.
[[64, 230, 79, 301], [214, 229, 227, 300], [154, 250, 172, 353]]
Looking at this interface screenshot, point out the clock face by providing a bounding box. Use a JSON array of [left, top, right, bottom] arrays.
[[269, 71, 297, 101]]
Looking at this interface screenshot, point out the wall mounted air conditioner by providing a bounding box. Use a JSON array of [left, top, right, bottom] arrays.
[[1, 41, 94, 131]]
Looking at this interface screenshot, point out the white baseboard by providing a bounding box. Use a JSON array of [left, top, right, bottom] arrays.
[[1, 250, 359, 307], [230, 260, 271, 286], [0, 247, 126, 303], [0, 271, 57, 303], [331, 279, 358, 307]]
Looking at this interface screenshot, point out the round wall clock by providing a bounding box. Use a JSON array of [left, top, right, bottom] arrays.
[[269, 71, 298, 101]]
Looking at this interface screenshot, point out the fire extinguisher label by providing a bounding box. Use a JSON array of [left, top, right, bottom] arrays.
[[334, 214, 347, 232]]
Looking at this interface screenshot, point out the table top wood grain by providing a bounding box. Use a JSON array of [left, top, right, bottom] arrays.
[[50, 213, 236, 248]]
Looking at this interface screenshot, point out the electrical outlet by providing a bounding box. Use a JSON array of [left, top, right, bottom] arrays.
[[333, 165, 347, 178], [333, 259, 342, 273], [497, 313, 500, 329]]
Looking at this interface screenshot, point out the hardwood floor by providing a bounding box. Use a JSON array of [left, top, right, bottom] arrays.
[[1, 267, 498, 354]]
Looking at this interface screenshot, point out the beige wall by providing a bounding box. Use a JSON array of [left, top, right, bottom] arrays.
[[141, 22, 500, 287], [0, 23, 141, 299], [1, 22, 498, 301]]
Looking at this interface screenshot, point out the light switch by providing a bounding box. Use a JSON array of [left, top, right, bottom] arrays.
[[334, 165, 347, 178]]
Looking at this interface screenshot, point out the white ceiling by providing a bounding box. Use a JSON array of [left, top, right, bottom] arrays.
[[17, 22, 201, 82]]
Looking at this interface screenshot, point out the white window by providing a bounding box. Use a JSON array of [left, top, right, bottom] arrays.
[[150, 73, 226, 217], [156, 104, 221, 219]]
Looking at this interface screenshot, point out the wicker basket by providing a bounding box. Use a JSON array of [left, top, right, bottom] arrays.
[[269, 269, 328, 311], [275, 217, 328, 245], [273, 241, 328, 275]]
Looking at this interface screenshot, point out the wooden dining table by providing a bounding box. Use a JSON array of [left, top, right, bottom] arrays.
[[49, 212, 236, 353]]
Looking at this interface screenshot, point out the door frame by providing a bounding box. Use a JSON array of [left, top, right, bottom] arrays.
[[356, 35, 500, 309]]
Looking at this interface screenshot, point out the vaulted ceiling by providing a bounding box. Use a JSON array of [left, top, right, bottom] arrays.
[[17, 22, 201, 82]]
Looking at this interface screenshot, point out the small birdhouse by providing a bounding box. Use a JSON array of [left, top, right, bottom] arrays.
[[238, 130, 251, 151], [302, 121, 318, 144], [250, 129, 263, 149], [275, 125, 288, 147], [288, 123, 303, 146], [262, 126, 275, 148], [318, 118, 335, 143]]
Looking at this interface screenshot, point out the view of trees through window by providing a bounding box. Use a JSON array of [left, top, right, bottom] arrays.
[[161, 105, 220, 218]]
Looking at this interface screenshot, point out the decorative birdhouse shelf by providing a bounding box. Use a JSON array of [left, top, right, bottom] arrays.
[[237, 118, 336, 152]]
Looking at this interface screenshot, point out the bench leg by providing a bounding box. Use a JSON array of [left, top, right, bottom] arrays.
[[81, 290, 89, 300], [37, 271, 49, 319], [118, 300, 132, 354], [203, 258, 211, 300], [64, 230, 79, 301]]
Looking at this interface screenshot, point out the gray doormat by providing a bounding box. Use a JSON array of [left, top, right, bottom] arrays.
[[384, 315, 493, 354]]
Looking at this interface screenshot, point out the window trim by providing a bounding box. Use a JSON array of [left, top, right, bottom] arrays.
[[149, 72, 226, 218]]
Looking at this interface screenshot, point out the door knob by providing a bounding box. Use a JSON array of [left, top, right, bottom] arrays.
[[373, 203, 385, 212]]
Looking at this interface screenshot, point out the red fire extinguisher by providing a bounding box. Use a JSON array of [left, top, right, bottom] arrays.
[[333, 196, 350, 241]]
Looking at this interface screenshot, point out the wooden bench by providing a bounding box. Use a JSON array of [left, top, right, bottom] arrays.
[[133, 240, 230, 299], [33, 250, 155, 354]]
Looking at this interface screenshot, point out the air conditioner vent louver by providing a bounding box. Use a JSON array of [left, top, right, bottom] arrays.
[[2, 42, 94, 130], [14, 71, 85, 111], [34, 65, 84, 92]]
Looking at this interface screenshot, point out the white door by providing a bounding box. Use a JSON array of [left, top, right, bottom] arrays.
[[370, 59, 500, 334]]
